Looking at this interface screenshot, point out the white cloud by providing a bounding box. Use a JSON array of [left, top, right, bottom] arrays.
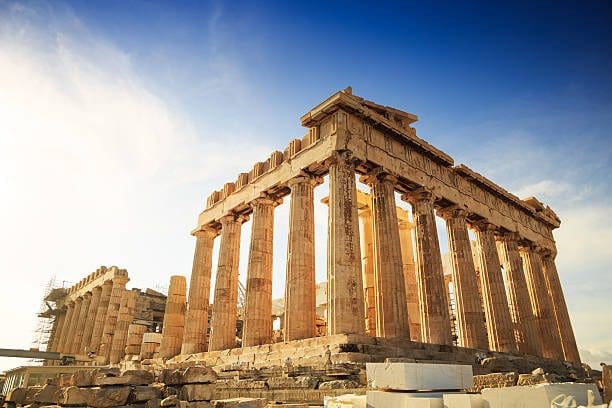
[[0, 3, 270, 372]]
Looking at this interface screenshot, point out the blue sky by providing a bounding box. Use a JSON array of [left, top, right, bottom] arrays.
[[0, 0, 610, 371]]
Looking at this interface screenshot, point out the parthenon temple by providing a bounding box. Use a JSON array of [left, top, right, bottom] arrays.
[[38, 89, 580, 372], [178, 88, 579, 364]]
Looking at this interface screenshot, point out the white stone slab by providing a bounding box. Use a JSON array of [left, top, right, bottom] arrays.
[[480, 382, 602, 407], [443, 393, 484, 408], [366, 363, 473, 391], [324, 393, 366, 408], [366, 391, 443, 408]]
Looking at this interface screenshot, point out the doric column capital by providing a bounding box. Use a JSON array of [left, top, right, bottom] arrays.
[[83, 292, 92, 299], [360, 167, 398, 186], [287, 173, 323, 189], [219, 213, 249, 226], [324, 149, 361, 169], [494, 230, 521, 243], [194, 225, 220, 239], [471, 219, 498, 233], [401, 187, 436, 205], [436, 204, 469, 221], [518, 240, 538, 252], [251, 194, 283, 208]]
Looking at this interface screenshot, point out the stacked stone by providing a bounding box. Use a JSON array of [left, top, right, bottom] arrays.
[[125, 323, 148, 357], [140, 332, 163, 360], [110, 290, 138, 364], [159, 275, 187, 359]]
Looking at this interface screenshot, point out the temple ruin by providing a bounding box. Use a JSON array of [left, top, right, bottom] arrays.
[[181, 87, 579, 364], [41, 266, 166, 366]]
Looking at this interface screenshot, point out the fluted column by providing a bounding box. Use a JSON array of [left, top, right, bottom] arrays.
[[358, 205, 377, 336], [89, 280, 113, 355], [208, 214, 246, 351], [66, 297, 83, 353], [99, 275, 128, 363], [71, 292, 92, 354], [364, 169, 408, 338], [80, 286, 102, 354], [402, 188, 451, 345], [181, 227, 219, 355], [242, 196, 279, 347], [495, 232, 541, 356], [473, 221, 516, 352], [56, 302, 75, 353], [398, 213, 421, 342], [438, 206, 488, 350], [48, 309, 67, 353], [284, 175, 319, 341], [110, 290, 137, 364], [521, 244, 564, 359], [541, 251, 581, 362], [327, 150, 365, 335]]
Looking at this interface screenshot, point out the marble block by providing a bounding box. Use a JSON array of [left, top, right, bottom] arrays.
[[366, 363, 473, 391], [443, 393, 484, 408], [480, 383, 602, 407], [366, 391, 443, 408], [324, 393, 366, 408]]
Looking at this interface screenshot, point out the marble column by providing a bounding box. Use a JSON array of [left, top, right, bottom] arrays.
[[110, 290, 137, 364], [401, 188, 451, 345], [71, 292, 92, 354], [208, 214, 246, 351], [56, 302, 75, 353], [182, 226, 218, 355], [398, 213, 421, 342], [99, 275, 128, 363], [89, 280, 113, 355], [495, 232, 541, 356], [80, 286, 102, 354], [438, 206, 488, 350], [160, 276, 187, 358], [473, 221, 516, 352], [365, 169, 409, 338], [66, 297, 83, 354], [358, 204, 377, 336], [541, 251, 581, 362], [521, 245, 564, 359], [48, 309, 67, 353], [242, 196, 279, 347], [284, 175, 319, 341], [327, 150, 365, 335]]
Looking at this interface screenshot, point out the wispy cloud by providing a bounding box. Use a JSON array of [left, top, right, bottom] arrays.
[[0, 1, 270, 371]]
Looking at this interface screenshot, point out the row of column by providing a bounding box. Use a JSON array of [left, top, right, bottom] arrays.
[[181, 150, 579, 363], [48, 274, 135, 365]]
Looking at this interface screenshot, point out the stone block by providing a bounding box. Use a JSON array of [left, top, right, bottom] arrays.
[[517, 373, 546, 386], [323, 393, 366, 408], [442, 393, 484, 408], [33, 384, 62, 404], [366, 363, 473, 391], [266, 376, 318, 389], [319, 380, 359, 390], [6, 387, 40, 405], [161, 395, 179, 406], [480, 383, 602, 407], [212, 398, 267, 408], [60, 386, 89, 406], [470, 372, 518, 392], [85, 386, 132, 407], [179, 384, 216, 401], [71, 369, 96, 387], [265, 404, 308, 408], [185, 402, 213, 408], [366, 391, 443, 408], [131, 386, 163, 402], [163, 366, 217, 385]]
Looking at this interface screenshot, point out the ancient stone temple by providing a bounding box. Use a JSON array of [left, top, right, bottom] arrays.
[[42, 266, 166, 365], [178, 88, 579, 365]]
